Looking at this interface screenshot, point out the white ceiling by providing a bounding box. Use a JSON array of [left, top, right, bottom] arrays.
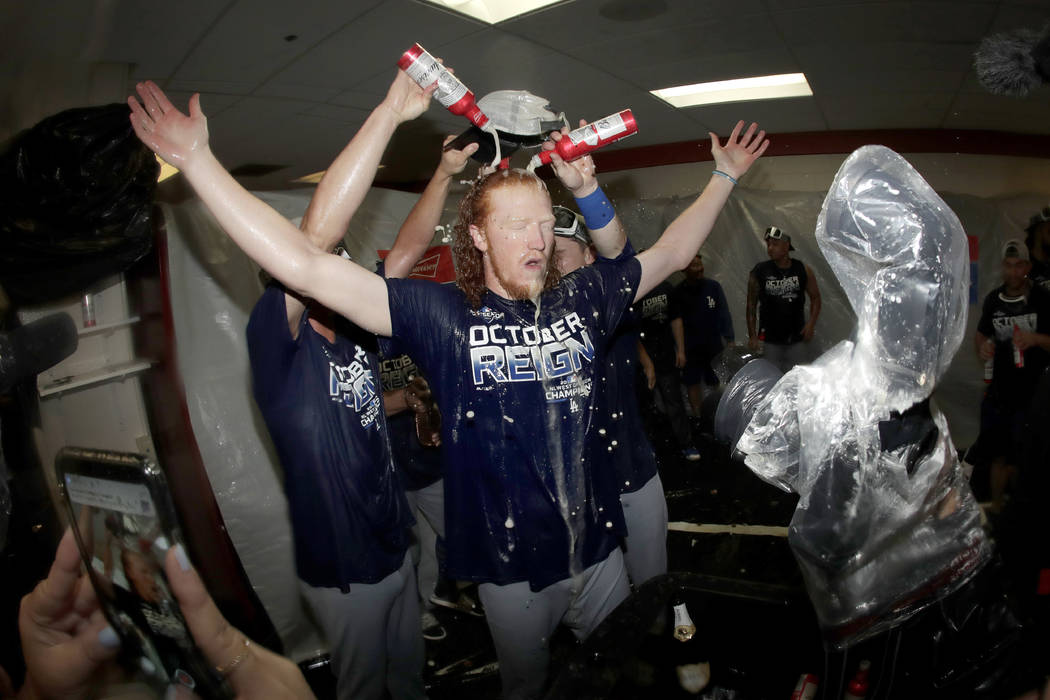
[[4, 0, 1050, 188]]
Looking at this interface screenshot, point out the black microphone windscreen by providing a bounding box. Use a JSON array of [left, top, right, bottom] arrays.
[[974, 27, 1046, 97], [0, 313, 78, 393]]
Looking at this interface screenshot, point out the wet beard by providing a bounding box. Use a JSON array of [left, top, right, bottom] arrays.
[[491, 254, 550, 302]]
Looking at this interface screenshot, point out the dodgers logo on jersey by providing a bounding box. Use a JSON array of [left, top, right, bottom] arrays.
[[328, 346, 381, 427]]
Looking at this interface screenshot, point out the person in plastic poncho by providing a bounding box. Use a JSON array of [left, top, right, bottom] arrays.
[[731, 146, 992, 647], [127, 74, 767, 700]]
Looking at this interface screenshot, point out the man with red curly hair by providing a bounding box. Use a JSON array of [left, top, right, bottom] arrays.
[[129, 70, 767, 699]]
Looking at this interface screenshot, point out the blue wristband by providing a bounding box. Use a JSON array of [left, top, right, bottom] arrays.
[[712, 169, 738, 185], [573, 187, 615, 231]]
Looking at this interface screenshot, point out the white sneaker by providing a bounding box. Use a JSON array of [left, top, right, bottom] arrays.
[[421, 610, 447, 641]]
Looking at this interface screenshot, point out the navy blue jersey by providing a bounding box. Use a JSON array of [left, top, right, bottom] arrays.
[[673, 278, 734, 355], [597, 243, 659, 494], [246, 286, 413, 591], [635, 281, 680, 371], [977, 283, 1050, 404], [386, 257, 641, 590], [379, 352, 443, 491], [751, 258, 808, 344]]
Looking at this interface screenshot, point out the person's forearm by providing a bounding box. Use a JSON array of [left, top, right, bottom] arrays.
[[573, 183, 626, 259], [974, 331, 990, 361], [672, 318, 685, 356], [807, 297, 821, 327], [180, 151, 392, 335], [637, 340, 654, 374], [300, 104, 401, 252], [637, 176, 734, 296], [384, 167, 452, 278]]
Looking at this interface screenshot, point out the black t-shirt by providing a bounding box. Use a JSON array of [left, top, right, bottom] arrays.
[[977, 283, 1050, 404], [751, 258, 808, 344], [635, 281, 680, 371]]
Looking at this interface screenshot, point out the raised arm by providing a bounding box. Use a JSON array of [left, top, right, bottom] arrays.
[[636, 121, 768, 300], [128, 72, 431, 337], [384, 136, 478, 279], [544, 122, 627, 259]]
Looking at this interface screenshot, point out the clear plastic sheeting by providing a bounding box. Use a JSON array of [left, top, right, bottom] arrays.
[[734, 147, 992, 647], [161, 187, 419, 660], [711, 354, 782, 453]]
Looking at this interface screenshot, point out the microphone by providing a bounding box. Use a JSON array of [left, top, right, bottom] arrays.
[[974, 24, 1050, 96], [0, 313, 78, 394]]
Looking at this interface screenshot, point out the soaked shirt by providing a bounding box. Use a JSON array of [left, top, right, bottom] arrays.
[[597, 243, 659, 495], [977, 283, 1050, 404], [247, 285, 413, 590], [386, 257, 641, 590], [751, 258, 808, 344]]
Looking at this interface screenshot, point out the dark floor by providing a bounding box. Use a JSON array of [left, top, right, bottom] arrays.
[[303, 414, 812, 699], [302, 410, 1050, 700]]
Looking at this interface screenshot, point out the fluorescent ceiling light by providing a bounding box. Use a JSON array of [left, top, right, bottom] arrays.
[[651, 73, 813, 108], [292, 166, 384, 185], [156, 155, 179, 182], [420, 0, 564, 24]]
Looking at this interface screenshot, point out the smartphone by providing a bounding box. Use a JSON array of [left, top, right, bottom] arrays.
[[55, 447, 232, 698]]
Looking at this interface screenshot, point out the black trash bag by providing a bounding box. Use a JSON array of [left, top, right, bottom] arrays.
[[0, 103, 158, 305]]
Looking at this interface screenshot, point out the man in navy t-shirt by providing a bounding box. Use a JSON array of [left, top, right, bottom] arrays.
[[551, 190, 667, 589], [673, 253, 734, 416], [128, 76, 768, 700], [246, 83, 480, 699]]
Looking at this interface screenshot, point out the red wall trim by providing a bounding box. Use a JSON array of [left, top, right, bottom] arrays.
[[375, 128, 1050, 191]]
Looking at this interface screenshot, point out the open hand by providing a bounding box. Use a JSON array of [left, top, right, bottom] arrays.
[[128, 81, 210, 169], [710, 121, 768, 180], [438, 135, 480, 177], [544, 120, 598, 197]]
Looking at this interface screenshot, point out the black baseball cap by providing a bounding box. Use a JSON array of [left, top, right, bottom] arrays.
[[764, 225, 795, 251]]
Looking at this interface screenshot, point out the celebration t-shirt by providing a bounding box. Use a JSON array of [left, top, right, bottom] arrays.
[[386, 257, 641, 590]]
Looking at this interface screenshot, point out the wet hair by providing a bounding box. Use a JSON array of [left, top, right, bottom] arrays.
[[452, 168, 562, 308]]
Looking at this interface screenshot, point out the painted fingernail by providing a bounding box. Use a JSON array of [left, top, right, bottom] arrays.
[[98, 625, 120, 648], [174, 543, 191, 572]]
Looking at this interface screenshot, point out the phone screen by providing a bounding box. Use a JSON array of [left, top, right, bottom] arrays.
[[59, 450, 229, 698]]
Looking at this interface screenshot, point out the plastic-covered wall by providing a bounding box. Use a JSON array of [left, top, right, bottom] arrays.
[[604, 180, 1048, 449], [161, 187, 420, 659], [159, 152, 1047, 655]]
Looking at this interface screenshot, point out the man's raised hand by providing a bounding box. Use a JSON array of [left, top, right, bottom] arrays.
[[544, 120, 598, 197], [710, 120, 768, 180], [438, 134, 480, 177], [383, 67, 436, 124], [128, 81, 210, 170]]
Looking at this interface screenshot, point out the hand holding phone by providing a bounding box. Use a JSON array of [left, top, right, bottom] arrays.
[[56, 447, 231, 698]]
